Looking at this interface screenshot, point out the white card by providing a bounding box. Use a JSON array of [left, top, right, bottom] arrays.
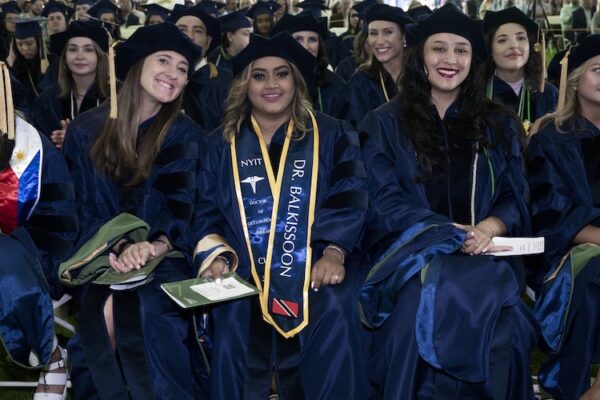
[[486, 236, 545, 256], [190, 276, 256, 301]]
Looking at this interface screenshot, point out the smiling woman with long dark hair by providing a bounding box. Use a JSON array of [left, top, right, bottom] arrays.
[[359, 4, 538, 398]]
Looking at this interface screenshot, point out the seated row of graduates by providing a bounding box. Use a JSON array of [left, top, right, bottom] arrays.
[[2, 4, 600, 400], [6, 0, 561, 150]]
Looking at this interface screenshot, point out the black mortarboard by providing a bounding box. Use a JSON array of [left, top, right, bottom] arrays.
[[115, 22, 202, 80], [49, 20, 109, 54], [271, 10, 327, 38], [232, 31, 315, 83], [73, 0, 96, 6], [351, 0, 378, 20], [141, 3, 170, 22], [295, 0, 327, 18], [87, 0, 122, 20], [246, 1, 280, 19], [42, 0, 75, 20], [482, 7, 538, 36], [406, 3, 486, 59], [200, 0, 224, 16], [169, 3, 221, 49], [568, 34, 600, 73], [14, 19, 42, 39], [365, 4, 412, 29], [406, 5, 431, 22], [219, 9, 252, 32], [0, 1, 21, 15]]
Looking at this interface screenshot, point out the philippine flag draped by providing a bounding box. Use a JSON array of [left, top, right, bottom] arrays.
[[0, 117, 43, 233]]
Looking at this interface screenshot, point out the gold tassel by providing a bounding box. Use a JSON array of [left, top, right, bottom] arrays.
[[40, 38, 49, 74], [557, 47, 570, 112], [0, 62, 14, 140], [209, 62, 218, 79], [538, 27, 546, 93], [107, 31, 118, 120]]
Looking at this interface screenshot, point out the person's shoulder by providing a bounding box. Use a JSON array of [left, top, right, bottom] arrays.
[[36, 82, 60, 101]]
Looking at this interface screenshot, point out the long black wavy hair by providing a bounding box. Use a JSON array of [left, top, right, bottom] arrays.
[[399, 40, 522, 181]]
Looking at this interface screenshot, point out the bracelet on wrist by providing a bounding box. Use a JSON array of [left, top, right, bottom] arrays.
[[154, 238, 172, 250], [324, 244, 346, 264]]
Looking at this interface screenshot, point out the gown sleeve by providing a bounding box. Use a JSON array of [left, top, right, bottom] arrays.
[[310, 117, 368, 254]]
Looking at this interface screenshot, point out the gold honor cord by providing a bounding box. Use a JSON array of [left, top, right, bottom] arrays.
[[0, 62, 15, 140], [379, 70, 390, 102]]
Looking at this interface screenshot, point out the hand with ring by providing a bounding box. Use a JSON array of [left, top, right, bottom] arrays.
[[311, 248, 346, 291]]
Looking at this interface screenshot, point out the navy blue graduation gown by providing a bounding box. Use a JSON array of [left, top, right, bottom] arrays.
[[33, 83, 105, 139], [344, 68, 394, 127], [334, 55, 358, 82], [206, 46, 234, 73], [9, 61, 45, 106], [526, 117, 600, 399], [0, 116, 77, 367], [192, 113, 370, 400], [359, 98, 539, 399], [183, 62, 232, 131], [490, 76, 558, 122], [62, 105, 204, 400], [313, 69, 347, 118]]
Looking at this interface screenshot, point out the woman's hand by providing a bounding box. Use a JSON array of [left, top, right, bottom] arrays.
[[200, 256, 230, 283], [311, 248, 345, 291], [454, 224, 511, 255], [50, 119, 70, 149], [108, 241, 155, 272]]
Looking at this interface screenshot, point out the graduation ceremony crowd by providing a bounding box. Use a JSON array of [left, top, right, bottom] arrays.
[[0, 0, 599, 397]]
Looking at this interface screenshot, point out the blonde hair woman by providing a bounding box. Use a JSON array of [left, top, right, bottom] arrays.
[[526, 34, 600, 400], [190, 31, 369, 399]]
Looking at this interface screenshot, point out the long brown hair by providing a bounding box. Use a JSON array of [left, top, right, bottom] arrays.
[[90, 59, 184, 186], [58, 40, 110, 99], [222, 61, 313, 141]]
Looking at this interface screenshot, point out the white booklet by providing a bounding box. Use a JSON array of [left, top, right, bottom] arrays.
[[486, 237, 545, 256]]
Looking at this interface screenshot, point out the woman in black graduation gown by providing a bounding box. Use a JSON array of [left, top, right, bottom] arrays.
[[526, 34, 600, 400], [207, 10, 253, 73], [344, 4, 411, 127], [190, 32, 369, 399], [359, 5, 538, 398], [482, 7, 558, 134], [33, 21, 109, 148], [60, 23, 204, 399], [8, 19, 47, 104], [271, 11, 347, 118]]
